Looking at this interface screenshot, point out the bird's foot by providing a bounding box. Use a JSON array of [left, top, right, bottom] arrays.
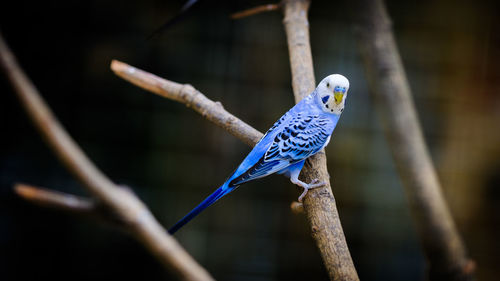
[[308, 178, 327, 189], [296, 178, 326, 202]]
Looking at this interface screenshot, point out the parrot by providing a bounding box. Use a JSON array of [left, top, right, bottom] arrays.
[[169, 74, 350, 234]]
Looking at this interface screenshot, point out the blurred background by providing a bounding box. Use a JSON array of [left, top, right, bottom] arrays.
[[1, 0, 499, 280]]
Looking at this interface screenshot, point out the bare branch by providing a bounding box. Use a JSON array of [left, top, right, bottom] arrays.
[[14, 183, 128, 228], [282, 1, 316, 99], [111, 60, 262, 147], [230, 2, 281, 20], [0, 34, 214, 281], [353, 0, 474, 280], [282, 1, 359, 280], [15, 183, 96, 213]]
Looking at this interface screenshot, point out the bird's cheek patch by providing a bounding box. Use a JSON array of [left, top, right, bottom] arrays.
[[321, 95, 330, 104]]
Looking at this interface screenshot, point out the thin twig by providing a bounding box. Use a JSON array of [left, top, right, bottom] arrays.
[[353, 0, 474, 280], [0, 34, 214, 281], [230, 2, 281, 20], [14, 183, 128, 228], [15, 183, 96, 213]]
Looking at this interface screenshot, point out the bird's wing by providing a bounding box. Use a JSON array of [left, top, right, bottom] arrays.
[[229, 113, 332, 187], [267, 113, 332, 161]]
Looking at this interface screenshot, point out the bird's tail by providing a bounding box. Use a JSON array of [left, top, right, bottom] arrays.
[[168, 182, 234, 234]]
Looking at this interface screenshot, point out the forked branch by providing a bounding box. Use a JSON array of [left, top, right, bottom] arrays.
[[0, 33, 214, 281]]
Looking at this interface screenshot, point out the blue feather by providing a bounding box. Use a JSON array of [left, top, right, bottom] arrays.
[[168, 183, 233, 234]]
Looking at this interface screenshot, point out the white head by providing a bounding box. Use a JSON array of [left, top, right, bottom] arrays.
[[315, 74, 350, 115]]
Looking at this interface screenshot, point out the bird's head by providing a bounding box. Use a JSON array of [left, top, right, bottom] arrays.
[[316, 74, 350, 115]]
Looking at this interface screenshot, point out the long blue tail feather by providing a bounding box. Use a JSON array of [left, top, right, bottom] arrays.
[[168, 183, 233, 234]]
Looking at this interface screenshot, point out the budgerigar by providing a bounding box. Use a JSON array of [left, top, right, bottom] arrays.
[[169, 74, 350, 234]]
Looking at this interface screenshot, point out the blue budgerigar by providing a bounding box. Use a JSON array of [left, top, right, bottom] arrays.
[[169, 74, 350, 234]]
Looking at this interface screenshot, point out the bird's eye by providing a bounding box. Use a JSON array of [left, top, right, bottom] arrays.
[[326, 82, 330, 87]]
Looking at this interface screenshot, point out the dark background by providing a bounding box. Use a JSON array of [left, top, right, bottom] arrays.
[[1, 0, 499, 280]]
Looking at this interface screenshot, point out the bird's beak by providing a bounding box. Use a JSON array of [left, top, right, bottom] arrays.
[[334, 91, 343, 105]]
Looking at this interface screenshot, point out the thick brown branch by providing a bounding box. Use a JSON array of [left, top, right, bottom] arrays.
[[282, 1, 359, 280], [111, 60, 262, 147], [0, 34, 214, 281], [353, 0, 474, 280], [230, 3, 281, 19]]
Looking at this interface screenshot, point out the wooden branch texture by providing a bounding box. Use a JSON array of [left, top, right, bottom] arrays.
[[0, 34, 214, 281], [111, 60, 262, 147], [282, 1, 359, 280], [353, 1, 474, 280]]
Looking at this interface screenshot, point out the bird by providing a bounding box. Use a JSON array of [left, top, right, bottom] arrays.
[[169, 74, 350, 234]]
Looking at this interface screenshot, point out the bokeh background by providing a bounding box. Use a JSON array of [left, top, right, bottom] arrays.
[[1, 0, 499, 280]]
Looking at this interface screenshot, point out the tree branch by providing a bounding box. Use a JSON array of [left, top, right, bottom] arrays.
[[15, 183, 96, 213], [353, 1, 474, 280], [230, 2, 281, 20], [111, 60, 262, 147], [282, 1, 359, 280], [0, 33, 214, 281], [14, 183, 128, 228]]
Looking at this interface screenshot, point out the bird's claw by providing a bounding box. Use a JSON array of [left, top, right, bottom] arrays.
[[298, 179, 326, 202], [310, 178, 320, 184], [309, 178, 326, 189]]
